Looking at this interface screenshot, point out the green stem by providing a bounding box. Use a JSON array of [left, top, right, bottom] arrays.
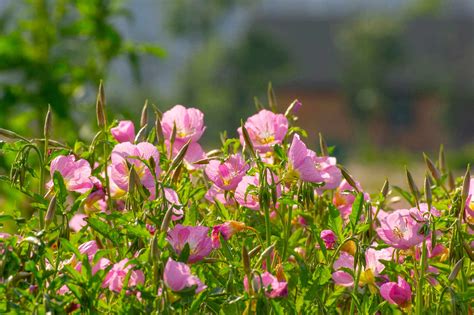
[[282, 203, 292, 260], [263, 202, 271, 271], [415, 240, 427, 315], [349, 246, 362, 315]]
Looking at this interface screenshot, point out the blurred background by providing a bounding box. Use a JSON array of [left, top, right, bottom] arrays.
[[0, 0, 473, 190]]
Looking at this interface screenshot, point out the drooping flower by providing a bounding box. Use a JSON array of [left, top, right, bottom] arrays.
[[286, 134, 322, 183], [376, 209, 427, 249], [110, 142, 161, 198], [205, 154, 249, 190], [163, 258, 206, 294], [235, 171, 280, 210], [244, 272, 288, 298], [167, 225, 212, 263], [111, 120, 135, 143], [48, 155, 93, 193], [211, 221, 247, 248], [238, 109, 288, 153], [380, 276, 412, 308], [161, 105, 206, 143], [102, 258, 145, 293], [320, 230, 337, 249]]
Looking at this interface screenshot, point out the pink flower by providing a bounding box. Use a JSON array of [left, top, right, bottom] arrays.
[[102, 258, 145, 293], [69, 214, 88, 232], [84, 177, 107, 213], [163, 188, 184, 221], [167, 225, 212, 263], [205, 154, 249, 191], [211, 221, 247, 248], [205, 184, 235, 206], [235, 171, 280, 210], [380, 276, 412, 308], [333, 180, 369, 220], [238, 110, 288, 153], [320, 230, 337, 249], [111, 120, 135, 143], [465, 178, 474, 224], [166, 139, 206, 170], [332, 247, 393, 287], [110, 142, 161, 198], [49, 155, 93, 193], [244, 272, 288, 298], [376, 209, 427, 249], [286, 135, 322, 183], [161, 105, 206, 143], [163, 258, 206, 294], [312, 156, 342, 190]]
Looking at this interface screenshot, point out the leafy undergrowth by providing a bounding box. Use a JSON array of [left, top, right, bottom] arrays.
[[0, 85, 473, 314]]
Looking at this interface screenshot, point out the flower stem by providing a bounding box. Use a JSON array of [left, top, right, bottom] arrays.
[[415, 239, 427, 315]]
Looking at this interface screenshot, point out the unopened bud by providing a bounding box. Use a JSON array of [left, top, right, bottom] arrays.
[[319, 132, 329, 156], [154, 109, 164, 146], [160, 206, 173, 232], [338, 165, 360, 193], [134, 124, 148, 143], [405, 167, 420, 206], [267, 82, 277, 112], [242, 245, 251, 275], [448, 257, 464, 282], [45, 196, 57, 227], [461, 164, 471, 206], [381, 179, 390, 198], [423, 153, 441, 182], [241, 122, 256, 159], [248, 245, 262, 258], [424, 175, 432, 210], [140, 100, 148, 128], [438, 144, 446, 174], [96, 81, 106, 128], [44, 105, 52, 139]]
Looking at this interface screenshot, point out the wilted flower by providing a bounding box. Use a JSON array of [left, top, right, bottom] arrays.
[[48, 155, 93, 193], [238, 109, 288, 153], [211, 221, 247, 248], [167, 224, 212, 263], [110, 142, 161, 198], [320, 230, 337, 249], [376, 209, 427, 249], [244, 271, 288, 298], [111, 120, 135, 143], [102, 258, 145, 293], [205, 154, 249, 190], [161, 105, 206, 143], [163, 258, 206, 294], [380, 276, 412, 308]]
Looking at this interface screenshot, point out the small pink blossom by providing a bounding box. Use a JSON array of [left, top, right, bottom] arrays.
[[102, 258, 144, 293], [49, 155, 93, 193], [69, 214, 88, 232], [161, 105, 206, 143], [111, 120, 135, 143], [376, 209, 427, 249], [163, 258, 206, 294], [235, 171, 280, 210], [244, 272, 288, 298], [167, 225, 212, 263], [205, 154, 249, 191], [320, 230, 337, 249], [110, 142, 161, 198], [205, 184, 235, 206], [287, 135, 322, 183], [238, 109, 288, 153], [380, 276, 412, 308], [333, 180, 370, 220], [211, 221, 247, 248]]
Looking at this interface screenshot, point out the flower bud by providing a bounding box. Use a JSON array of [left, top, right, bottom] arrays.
[[44, 196, 57, 227], [140, 100, 148, 128], [44, 105, 52, 139], [96, 81, 106, 128]]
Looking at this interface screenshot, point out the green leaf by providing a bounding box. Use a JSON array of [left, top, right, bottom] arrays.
[[86, 217, 121, 247], [328, 204, 343, 240], [349, 193, 364, 233], [178, 243, 191, 263]]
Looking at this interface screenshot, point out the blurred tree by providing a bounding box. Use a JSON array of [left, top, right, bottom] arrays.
[[164, 0, 290, 145], [0, 0, 164, 140]]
